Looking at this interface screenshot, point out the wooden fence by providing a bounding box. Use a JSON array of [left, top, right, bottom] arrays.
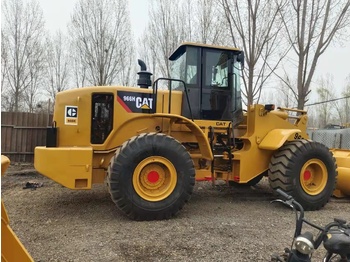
[[1, 112, 53, 163]]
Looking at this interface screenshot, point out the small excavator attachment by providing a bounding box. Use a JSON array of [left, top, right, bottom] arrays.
[[331, 149, 350, 198], [1, 155, 34, 262]]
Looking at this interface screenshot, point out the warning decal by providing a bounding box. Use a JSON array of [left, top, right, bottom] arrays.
[[117, 91, 155, 113], [65, 106, 78, 125]]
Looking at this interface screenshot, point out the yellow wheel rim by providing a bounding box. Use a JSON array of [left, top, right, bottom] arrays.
[[300, 159, 328, 195], [133, 156, 177, 202]]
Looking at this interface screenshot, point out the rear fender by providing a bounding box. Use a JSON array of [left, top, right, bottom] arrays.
[[151, 113, 213, 160], [258, 129, 301, 150], [105, 114, 213, 160]]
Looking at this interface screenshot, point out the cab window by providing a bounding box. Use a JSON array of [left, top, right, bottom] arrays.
[[204, 50, 229, 89]]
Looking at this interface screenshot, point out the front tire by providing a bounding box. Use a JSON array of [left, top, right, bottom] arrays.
[[107, 133, 195, 220], [268, 140, 337, 210]]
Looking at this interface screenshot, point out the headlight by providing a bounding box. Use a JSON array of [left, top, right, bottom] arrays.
[[295, 232, 314, 255]]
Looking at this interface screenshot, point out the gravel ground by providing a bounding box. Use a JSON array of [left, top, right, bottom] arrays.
[[1, 166, 350, 262]]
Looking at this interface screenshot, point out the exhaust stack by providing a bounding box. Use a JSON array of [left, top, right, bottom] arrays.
[[137, 59, 152, 89]]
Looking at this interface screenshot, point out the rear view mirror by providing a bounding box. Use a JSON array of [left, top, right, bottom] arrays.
[[237, 51, 244, 69]]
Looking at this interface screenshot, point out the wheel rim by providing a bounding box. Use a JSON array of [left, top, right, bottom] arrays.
[[300, 159, 328, 195], [133, 156, 177, 202]]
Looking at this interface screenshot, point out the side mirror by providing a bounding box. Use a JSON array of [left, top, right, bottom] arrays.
[[237, 51, 244, 69]]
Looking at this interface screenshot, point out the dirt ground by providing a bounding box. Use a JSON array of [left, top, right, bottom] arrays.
[[1, 165, 350, 262]]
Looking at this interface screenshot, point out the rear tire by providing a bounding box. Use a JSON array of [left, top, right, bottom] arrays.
[[268, 140, 337, 210], [107, 133, 195, 220]]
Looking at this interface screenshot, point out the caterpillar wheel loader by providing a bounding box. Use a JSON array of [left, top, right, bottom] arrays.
[[34, 42, 350, 220]]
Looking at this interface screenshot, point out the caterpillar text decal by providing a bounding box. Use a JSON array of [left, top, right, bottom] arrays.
[[117, 91, 155, 113]]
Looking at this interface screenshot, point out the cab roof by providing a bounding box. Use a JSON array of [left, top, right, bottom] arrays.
[[169, 42, 241, 61]]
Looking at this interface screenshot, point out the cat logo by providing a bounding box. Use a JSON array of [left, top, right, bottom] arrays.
[[136, 97, 153, 110], [65, 105, 78, 125], [66, 107, 77, 117], [117, 91, 155, 113], [216, 122, 227, 126]]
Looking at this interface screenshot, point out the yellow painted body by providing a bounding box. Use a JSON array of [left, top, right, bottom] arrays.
[[331, 149, 350, 198], [34, 84, 311, 188], [32, 41, 349, 197], [258, 129, 301, 150], [33, 83, 350, 199], [223, 106, 309, 183], [35, 86, 214, 188], [35, 147, 93, 189], [1, 156, 34, 262]]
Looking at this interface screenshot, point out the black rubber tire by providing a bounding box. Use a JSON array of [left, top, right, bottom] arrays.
[[268, 140, 337, 210], [107, 133, 195, 220]]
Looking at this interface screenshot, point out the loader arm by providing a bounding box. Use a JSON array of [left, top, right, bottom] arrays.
[[2, 156, 34, 262]]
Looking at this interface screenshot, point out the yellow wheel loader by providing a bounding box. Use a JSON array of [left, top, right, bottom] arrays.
[[34, 43, 350, 220]]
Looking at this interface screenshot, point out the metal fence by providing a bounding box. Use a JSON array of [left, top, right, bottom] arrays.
[[1, 112, 52, 163], [307, 128, 350, 149]]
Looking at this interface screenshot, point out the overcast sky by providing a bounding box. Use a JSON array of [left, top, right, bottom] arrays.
[[38, 0, 350, 100], [39, 0, 148, 36]]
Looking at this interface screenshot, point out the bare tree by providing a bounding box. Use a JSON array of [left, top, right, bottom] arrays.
[[306, 107, 318, 128], [71, 46, 88, 88], [139, 0, 227, 81], [145, 0, 191, 79], [1, 0, 46, 112], [279, 0, 350, 110], [341, 74, 350, 125], [117, 44, 136, 86], [1, 31, 8, 89], [45, 31, 71, 102], [316, 74, 336, 127], [69, 0, 134, 87], [24, 44, 46, 113], [1, 31, 13, 111], [138, 0, 189, 81], [220, 0, 289, 106], [276, 76, 297, 108], [193, 0, 226, 45], [137, 34, 156, 82]]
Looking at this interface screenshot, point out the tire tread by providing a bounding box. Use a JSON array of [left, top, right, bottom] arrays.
[[107, 133, 195, 220], [268, 140, 337, 210]]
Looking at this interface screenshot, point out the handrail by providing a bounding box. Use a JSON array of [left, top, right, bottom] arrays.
[[277, 107, 307, 114], [152, 78, 193, 121]]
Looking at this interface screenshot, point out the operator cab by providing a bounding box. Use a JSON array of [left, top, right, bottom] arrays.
[[169, 42, 244, 124]]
